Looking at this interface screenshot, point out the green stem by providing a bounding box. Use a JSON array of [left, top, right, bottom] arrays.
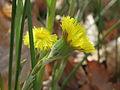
[[22, 56, 56, 90], [8, 0, 17, 90], [35, 66, 45, 90], [15, 1, 23, 90], [56, 0, 69, 15], [100, 19, 120, 44], [76, 0, 89, 21], [34, 51, 47, 90], [46, 0, 56, 33], [32, 56, 56, 75], [14, 0, 28, 89], [27, 0, 36, 68], [17, 60, 27, 90], [15, 0, 23, 56], [86, 0, 117, 30], [50, 61, 59, 90], [69, 0, 76, 17], [60, 19, 120, 90], [26, 0, 37, 90], [22, 75, 36, 90], [59, 53, 89, 90], [53, 57, 68, 90]]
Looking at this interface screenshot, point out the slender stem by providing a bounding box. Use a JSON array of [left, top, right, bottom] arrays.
[[115, 33, 118, 81], [86, 0, 117, 30], [26, 0, 37, 90], [69, 0, 76, 17], [35, 66, 45, 90], [56, 0, 69, 15], [8, 0, 17, 90], [50, 61, 59, 90], [15, 0, 23, 58], [93, 0, 103, 63], [14, 0, 27, 89], [60, 53, 89, 90], [15, 1, 23, 89], [34, 51, 47, 90], [27, 0, 36, 68], [52, 57, 68, 90], [100, 19, 120, 44], [22, 56, 56, 90], [46, 0, 56, 33], [60, 19, 120, 90], [22, 75, 36, 90], [55, 57, 67, 83], [76, 0, 89, 21], [32, 56, 56, 75]]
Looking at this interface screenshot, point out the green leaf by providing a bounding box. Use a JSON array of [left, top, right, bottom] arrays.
[[14, 0, 28, 89], [15, 0, 23, 57]]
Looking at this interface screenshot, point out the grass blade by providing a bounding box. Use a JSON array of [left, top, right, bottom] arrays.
[[14, 1, 23, 89], [15, 0, 23, 58], [69, 0, 76, 17], [14, 0, 28, 89], [8, 0, 17, 90], [26, 0, 36, 68], [76, 0, 89, 21], [87, 0, 117, 30]]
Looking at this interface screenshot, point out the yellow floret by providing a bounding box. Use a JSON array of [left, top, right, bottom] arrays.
[[23, 27, 57, 51], [61, 16, 95, 53]]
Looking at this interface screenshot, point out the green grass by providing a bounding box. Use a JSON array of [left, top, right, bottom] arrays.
[[8, 0, 17, 90]]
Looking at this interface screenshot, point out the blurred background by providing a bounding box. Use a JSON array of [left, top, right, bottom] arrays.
[[0, 0, 120, 90]]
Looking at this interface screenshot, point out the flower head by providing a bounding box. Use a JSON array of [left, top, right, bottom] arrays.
[[61, 16, 95, 53], [23, 27, 57, 51]]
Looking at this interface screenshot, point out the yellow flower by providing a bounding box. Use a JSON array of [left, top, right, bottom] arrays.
[[61, 16, 95, 53], [23, 27, 57, 51]]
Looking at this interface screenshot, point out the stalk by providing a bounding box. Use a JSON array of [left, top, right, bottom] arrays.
[[51, 57, 68, 90], [27, 0, 36, 68], [46, 0, 56, 32], [50, 61, 59, 90], [76, 0, 89, 21], [35, 67, 45, 90], [59, 53, 88, 90], [86, 0, 117, 30], [14, 0, 28, 89], [69, 0, 76, 17], [8, 0, 17, 89]]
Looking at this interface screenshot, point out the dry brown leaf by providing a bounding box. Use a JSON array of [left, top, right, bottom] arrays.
[[2, 3, 12, 19], [85, 61, 114, 90]]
